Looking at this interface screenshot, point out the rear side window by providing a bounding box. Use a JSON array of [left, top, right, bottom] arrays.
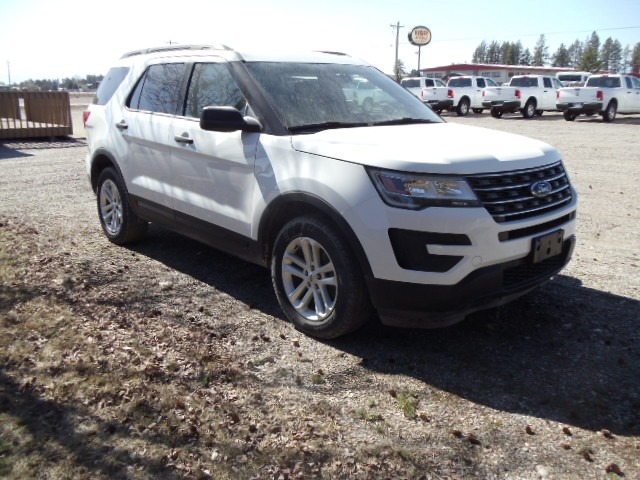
[[94, 67, 129, 105], [401, 79, 420, 88], [128, 63, 187, 114], [183, 63, 248, 118]]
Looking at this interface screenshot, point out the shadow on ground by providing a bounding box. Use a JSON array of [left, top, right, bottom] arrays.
[[130, 227, 640, 437]]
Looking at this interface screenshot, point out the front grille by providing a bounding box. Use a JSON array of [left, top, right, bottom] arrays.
[[467, 162, 573, 223]]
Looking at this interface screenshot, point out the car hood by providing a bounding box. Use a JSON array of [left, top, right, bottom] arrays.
[[290, 123, 561, 174]]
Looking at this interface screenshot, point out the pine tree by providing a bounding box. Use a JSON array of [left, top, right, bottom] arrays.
[[532, 34, 549, 66], [552, 43, 571, 67]]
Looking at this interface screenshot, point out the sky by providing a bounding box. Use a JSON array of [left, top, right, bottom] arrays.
[[1, 0, 639, 84]]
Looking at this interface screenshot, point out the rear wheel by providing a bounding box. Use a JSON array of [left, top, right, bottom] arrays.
[[96, 167, 147, 244], [271, 215, 373, 339], [563, 111, 577, 121], [522, 100, 536, 119], [602, 101, 617, 122], [456, 99, 470, 116]]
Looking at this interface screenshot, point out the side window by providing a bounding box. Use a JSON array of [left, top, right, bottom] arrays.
[[631, 76, 640, 89], [425, 79, 434, 87], [94, 67, 129, 105], [625, 77, 633, 88], [128, 63, 187, 114], [476, 78, 486, 88], [543, 77, 552, 88], [184, 63, 248, 118]]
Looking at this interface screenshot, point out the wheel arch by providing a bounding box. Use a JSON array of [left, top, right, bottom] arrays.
[[257, 192, 373, 278], [89, 148, 123, 193]]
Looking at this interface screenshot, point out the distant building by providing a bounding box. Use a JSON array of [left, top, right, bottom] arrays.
[[419, 63, 574, 85]]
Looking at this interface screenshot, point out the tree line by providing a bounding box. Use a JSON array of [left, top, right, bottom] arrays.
[[2, 74, 104, 92], [471, 32, 640, 72]]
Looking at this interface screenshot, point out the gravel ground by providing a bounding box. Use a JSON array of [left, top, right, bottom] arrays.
[[0, 110, 638, 479]]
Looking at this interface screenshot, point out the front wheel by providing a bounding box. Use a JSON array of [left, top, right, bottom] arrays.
[[602, 101, 617, 122], [96, 167, 147, 244], [456, 99, 470, 116], [271, 215, 373, 339]]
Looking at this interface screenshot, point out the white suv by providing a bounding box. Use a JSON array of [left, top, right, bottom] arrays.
[[84, 44, 577, 338]]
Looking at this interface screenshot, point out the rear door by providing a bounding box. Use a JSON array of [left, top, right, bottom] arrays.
[[629, 76, 640, 111], [121, 62, 188, 211]]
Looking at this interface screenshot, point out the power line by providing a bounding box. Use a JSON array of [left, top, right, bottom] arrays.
[[435, 25, 640, 43]]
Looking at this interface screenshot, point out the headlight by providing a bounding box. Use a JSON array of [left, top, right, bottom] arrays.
[[367, 168, 480, 210]]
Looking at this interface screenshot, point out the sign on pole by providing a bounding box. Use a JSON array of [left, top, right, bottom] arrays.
[[408, 26, 432, 46], [408, 26, 432, 75]]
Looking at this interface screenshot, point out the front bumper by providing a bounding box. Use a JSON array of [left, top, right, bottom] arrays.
[[367, 235, 576, 328], [556, 102, 603, 114]]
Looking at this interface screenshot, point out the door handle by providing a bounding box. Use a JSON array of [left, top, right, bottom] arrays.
[[174, 133, 194, 144], [115, 120, 128, 130]]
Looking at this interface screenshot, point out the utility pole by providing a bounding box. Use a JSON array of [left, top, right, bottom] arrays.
[[390, 21, 404, 81], [7, 61, 11, 87]]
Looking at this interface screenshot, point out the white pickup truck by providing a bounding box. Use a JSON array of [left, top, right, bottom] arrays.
[[556, 74, 640, 122], [401, 77, 453, 113], [482, 75, 563, 118], [447, 76, 499, 116]]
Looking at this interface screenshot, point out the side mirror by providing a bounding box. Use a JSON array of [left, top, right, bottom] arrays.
[[200, 106, 262, 133]]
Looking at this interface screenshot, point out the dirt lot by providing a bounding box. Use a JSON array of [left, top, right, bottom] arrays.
[[0, 110, 639, 479]]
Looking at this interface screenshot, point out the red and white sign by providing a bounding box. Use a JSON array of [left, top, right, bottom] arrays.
[[408, 26, 432, 46]]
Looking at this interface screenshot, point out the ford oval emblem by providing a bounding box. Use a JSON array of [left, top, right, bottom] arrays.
[[531, 180, 552, 198]]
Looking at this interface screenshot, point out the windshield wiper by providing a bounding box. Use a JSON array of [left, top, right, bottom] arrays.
[[372, 118, 436, 126], [288, 121, 369, 133]]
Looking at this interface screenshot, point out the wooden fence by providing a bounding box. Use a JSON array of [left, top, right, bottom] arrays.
[[0, 91, 73, 139]]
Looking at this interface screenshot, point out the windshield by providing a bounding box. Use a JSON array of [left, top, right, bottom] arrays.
[[245, 62, 442, 131]]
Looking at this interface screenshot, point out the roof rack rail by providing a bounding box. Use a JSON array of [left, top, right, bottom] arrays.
[[120, 44, 232, 59]]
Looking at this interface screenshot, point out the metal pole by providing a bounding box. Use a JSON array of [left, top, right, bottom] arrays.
[[390, 21, 403, 80], [7, 61, 11, 86]]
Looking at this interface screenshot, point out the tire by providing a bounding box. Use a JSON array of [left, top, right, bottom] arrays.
[[535, 110, 543, 116], [563, 111, 577, 121], [602, 101, 617, 122], [472, 108, 483, 114], [271, 215, 373, 339], [456, 99, 470, 116], [490, 108, 503, 118], [96, 167, 147, 244], [522, 100, 536, 119]]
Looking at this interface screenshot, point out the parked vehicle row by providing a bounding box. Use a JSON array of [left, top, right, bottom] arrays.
[[402, 73, 640, 122]]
